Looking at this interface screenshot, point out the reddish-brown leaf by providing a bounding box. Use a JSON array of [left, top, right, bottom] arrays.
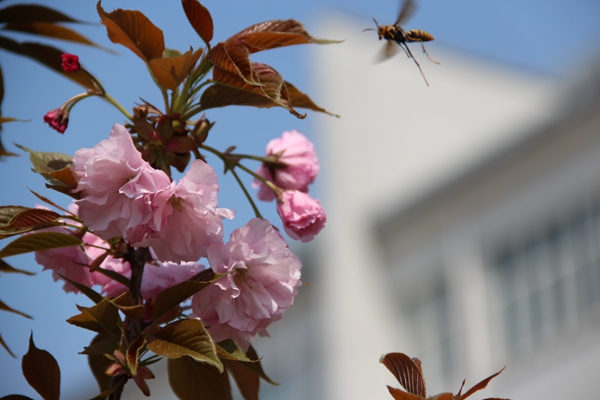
[[381, 353, 427, 397], [458, 367, 506, 400], [168, 356, 232, 400], [149, 48, 202, 90], [0, 37, 97, 90], [209, 42, 257, 85], [430, 393, 453, 400], [182, 0, 213, 45], [230, 19, 341, 52], [224, 359, 259, 400], [8, 209, 60, 230], [0, 299, 32, 319], [202, 64, 305, 118], [286, 81, 339, 117], [22, 334, 60, 400], [387, 386, 423, 400], [0, 4, 79, 24], [2, 22, 98, 47], [87, 333, 118, 393], [97, 1, 164, 62], [0, 395, 35, 400], [46, 167, 77, 188], [0, 259, 35, 275]]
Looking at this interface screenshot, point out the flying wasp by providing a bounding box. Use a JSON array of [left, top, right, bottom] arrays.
[[363, 0, 439, 86]]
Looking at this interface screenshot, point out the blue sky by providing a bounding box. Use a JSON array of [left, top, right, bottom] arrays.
[[1, 0, 600, 397]]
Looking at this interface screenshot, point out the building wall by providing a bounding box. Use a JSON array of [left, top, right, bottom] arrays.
[[309, 11, 600, 400]]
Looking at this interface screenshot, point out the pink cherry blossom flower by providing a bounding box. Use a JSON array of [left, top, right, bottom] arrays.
[[276, 190, 326, 242], [43, 108, 69, 134], [148, 159, 234, 263], [61, 53, 80, 73], [191, 218, 302, 349], [72, 124, 171, 245], [93, 257, 206, 300], [34, 227, 109, 294], [253, 130, 319, 201]]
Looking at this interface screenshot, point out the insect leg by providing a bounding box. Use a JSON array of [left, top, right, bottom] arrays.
[[397, 41, 410, 58], [420, 42, 440, 64], [402, 42, 430, 86]]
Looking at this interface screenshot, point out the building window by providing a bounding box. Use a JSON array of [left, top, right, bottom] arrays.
[[493, 206, 600, 357]]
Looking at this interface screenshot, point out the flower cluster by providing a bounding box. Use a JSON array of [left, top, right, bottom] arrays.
[[72, 124, 233, 263], [32, 123, 326, 349], [253, 130, 326, 242]]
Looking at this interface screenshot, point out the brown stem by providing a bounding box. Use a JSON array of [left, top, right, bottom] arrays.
[[108, 247, 150, 400]]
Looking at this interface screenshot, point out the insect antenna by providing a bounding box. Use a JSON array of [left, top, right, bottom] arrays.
[[362, 18, 380, 32]]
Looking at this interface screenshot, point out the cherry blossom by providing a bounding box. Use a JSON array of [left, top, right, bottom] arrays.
[[72, 124, 171, 245], [148, 159, 234, 263], [191, 218, 302, 349]]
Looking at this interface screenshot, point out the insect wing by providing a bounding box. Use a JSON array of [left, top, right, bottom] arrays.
[[395, 0, 416, 26], [375, 40, 399, 63]]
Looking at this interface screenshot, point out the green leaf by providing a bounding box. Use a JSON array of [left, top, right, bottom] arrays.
[[229, 345, 277, 386], [126, 334, 145, 376], [0, 259, 35, 275], [0, 231, 82, 258], [0, 332, 16, 358], [21, 333, 60, 400], [147, 319, 222, 372], [168, 356, 232, 400], [110, 291, 146, 320], [0, 207, 62, 238], [0, 206, 29, 227], [14, 144, 74, 186], [216, 340, 251, 362], [0, 299, 32, 319], [80, 334, 119, 356], [57, 273, 104, 304], [66, 299, 121, 335]]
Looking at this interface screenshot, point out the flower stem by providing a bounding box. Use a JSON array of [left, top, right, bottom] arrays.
[[200, 144, 264, 219], [102, 93, 132, 121]]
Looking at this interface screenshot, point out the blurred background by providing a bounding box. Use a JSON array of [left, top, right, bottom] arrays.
[[1, 0, 600, 399]]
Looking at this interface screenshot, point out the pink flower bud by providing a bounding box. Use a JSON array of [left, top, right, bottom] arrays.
[[253, 130, 320, 202], [43, 108, 68, 134], [277, 190, 326, 242], [61, 53, 80, 73]]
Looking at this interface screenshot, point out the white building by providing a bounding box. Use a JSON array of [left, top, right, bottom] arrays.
[[293, 12, 600, 400]]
